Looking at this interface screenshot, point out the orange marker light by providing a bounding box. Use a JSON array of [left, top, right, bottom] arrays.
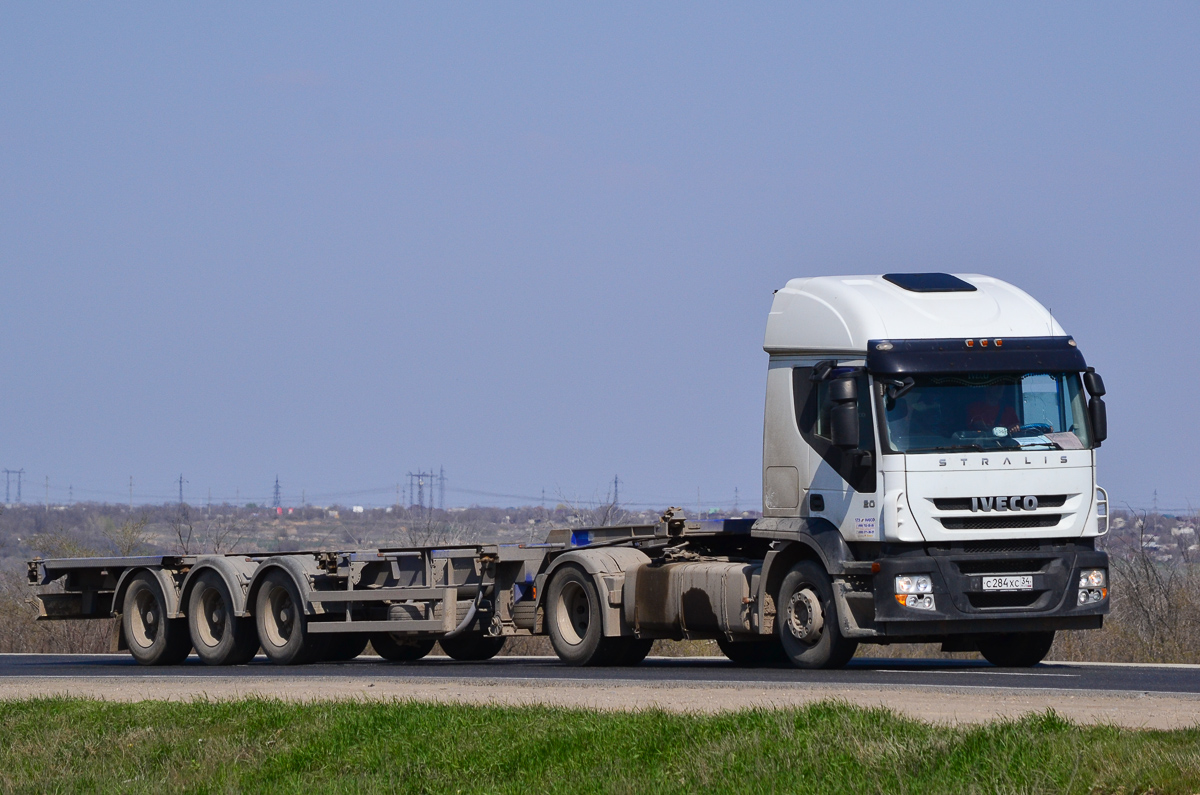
[[980, 339, 988, 347], [994, 339, 1003, 347], [965, 339, 974, 348], [895, 594, 908, 606]]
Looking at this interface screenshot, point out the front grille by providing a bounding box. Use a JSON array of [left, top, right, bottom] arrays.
[[955, 558, 1048, 575], [933, 494, 1067, 511], [957, 539, 1046, 553], [968, 591, 1042, 609], [940, 514, 1062, 530]]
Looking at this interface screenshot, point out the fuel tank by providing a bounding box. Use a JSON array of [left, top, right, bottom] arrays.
[[625, 561, 759, 639]]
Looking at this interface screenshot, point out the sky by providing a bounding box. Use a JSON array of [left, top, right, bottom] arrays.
[[1, 4, 1197, 511]]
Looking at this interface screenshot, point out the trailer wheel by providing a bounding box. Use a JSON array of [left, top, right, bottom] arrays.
[[977, 631, 1055, 667], [254, 571, 326, 665], [122, 572, 191, 666], [777, 561, 858, 669], [321, 633, 369, 662], [717, 637, 788, 667], [439, 634, 506, 661], [187, 572, 259, 666], [546, 565, 608, 666], [371, 634, 437, 662]]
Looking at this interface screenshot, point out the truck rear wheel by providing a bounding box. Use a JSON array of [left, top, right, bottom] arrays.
[[371, 634, 436, 662], [122, 572, 192, 666], [717, 637, 788, 667], [187, 572, 259, 666], [777, 561, 858, 669], [254, 571, 326, 665], [605, 637, 653, 666], [439, 633, 506, 661], [977, 631, 1055, 667], [546, 565, 609, 666]]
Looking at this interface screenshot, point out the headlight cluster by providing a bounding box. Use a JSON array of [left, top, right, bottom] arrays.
[[895, 575, 935, 611], [1077, 569, 1107, 605]]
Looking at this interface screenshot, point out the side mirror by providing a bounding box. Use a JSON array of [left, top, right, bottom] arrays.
[[1084, 368, 1106, 397], [829, 376, 860, 449], [1089, 396, 1107, 446]]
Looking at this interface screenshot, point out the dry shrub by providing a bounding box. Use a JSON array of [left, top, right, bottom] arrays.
[[0, 567, 112, 654]]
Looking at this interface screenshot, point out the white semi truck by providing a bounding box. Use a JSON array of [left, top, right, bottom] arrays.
[[28, 273, 1110, 669]]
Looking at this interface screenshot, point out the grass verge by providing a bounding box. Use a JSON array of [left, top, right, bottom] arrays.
[[1, 698, 1198, 793]]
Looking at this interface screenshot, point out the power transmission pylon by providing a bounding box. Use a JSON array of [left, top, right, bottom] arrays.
[[272, 476, 282, 509]]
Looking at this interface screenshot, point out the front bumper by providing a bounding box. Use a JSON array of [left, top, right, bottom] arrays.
[[871, 539, 1108, 637]]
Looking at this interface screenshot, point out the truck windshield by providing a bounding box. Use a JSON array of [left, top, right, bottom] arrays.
[[881, 372, 1092, 453]]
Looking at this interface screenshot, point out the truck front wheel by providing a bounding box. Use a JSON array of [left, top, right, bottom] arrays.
[[977, 631, 1055, 667], [122, 572, 192, 666], [777, 561, 858, 669]]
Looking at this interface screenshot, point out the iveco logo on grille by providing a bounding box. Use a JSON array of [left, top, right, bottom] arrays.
[[971, 496, 1038, 512]]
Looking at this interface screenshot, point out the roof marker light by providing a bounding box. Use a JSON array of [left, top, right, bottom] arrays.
[[965, 339, 974, 348], [875, 342, 893, 351], [994, 339, 1003, 347], [1068, 339, 1077, 347], [980, 339, 989, 347]]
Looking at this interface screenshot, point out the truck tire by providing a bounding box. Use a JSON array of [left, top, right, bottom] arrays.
[[606, 637, 653, 666], [187, 572, 259, 666], [546, 564, 610, 666], [717, 637, 788, 667], [777, 561, 858, 669], [439, 634, 506, 661], [254, 570, 326, 665], [321, 633, 369, 662], [122, 572, 192, 666], [977, 631, 1055, 667], [371, 634, 437, 662]]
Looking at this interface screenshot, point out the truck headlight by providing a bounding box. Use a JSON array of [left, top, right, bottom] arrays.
[[1078, 569, 1106, 588], [895, 575, 932, 594]]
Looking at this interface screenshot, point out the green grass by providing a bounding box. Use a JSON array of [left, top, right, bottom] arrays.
[[0, 699, 1198, 794]]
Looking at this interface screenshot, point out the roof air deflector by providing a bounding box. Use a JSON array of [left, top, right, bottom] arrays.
[[882, 273, 977, 293]]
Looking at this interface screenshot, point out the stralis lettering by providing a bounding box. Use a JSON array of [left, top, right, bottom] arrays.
[[971, 496, 1039, 512]]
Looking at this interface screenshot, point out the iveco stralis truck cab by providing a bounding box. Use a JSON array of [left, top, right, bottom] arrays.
[[757, 272, 1110, 667]]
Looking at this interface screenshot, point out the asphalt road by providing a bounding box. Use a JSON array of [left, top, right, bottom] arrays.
[[3, 653, 1198, 696]]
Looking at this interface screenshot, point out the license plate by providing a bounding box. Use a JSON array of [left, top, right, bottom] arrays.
[[982, 575, 1033, 591]]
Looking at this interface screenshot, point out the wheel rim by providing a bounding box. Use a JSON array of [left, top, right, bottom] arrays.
[[263, 585, 296, 647], [555, 580, 590, 646], [130, 588, 160, 648], [786, 587, 824, 644], [195, 585, 227, 648]]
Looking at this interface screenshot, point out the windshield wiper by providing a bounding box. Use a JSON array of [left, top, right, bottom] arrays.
[[905, 444, 986, 453]]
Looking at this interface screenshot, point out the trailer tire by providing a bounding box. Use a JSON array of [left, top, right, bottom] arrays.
[[439, 634, 506, 661], [321, 633, 369, 662], [122, 572, 192, 666], [977, 631, 1055, 667], [371, 634, 436, 662], [187, 572, 259, 666], [546, 565, 608, 666], [777, 561, 858, 669], [717, 637, 788, 667], [255, 571, 326, 665]]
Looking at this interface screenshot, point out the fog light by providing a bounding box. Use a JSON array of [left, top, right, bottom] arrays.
[[1078, 588, 1107, 605], [896, 575, 932, 594], [1078, 569, 1107, 588], [1078, 589, 1088, 605], [903, 594, 935, 611]]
